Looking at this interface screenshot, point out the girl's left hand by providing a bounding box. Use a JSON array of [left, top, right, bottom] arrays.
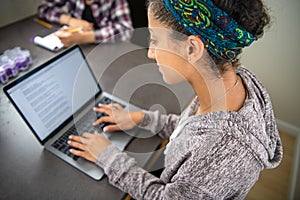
[[68, 132, 111, 163], [67, 18, 93, 31], [55, 31, 81, 47]]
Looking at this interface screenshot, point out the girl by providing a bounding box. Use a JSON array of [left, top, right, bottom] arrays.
[[37, 0, 133, 46], [68, 0, 283, 199]]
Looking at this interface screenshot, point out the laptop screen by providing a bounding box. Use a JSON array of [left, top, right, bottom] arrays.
[[4, 46, 101, 143]]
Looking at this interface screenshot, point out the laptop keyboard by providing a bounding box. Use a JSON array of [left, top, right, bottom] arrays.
[[51, 96, 125, 160], [51, 125, 80, 160]]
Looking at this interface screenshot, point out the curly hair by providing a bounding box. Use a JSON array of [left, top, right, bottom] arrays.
[[147, 0, 270, 72]]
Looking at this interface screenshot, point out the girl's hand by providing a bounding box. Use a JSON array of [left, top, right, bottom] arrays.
[[60, 14, 93, 31], [55, 31, 79, 47], [68, 18, 93, 31], [92, 103, 144, 132], [55, 30, 95, 47], [68, 132, 111, 163]]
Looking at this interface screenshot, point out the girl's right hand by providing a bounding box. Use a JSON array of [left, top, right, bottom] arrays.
[[92, 104, 144, 132]]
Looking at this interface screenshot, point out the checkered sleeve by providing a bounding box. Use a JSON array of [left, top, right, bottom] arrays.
[[94, 0, 133, 43], [37, 0, 73, 24]]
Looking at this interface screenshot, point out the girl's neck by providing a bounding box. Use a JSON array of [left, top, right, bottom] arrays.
[[85, 0, 92, 6], [189, 66, 242, 114]]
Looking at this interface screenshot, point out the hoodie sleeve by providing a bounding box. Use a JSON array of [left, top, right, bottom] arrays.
[[96, 144, 212, 200], [96, 134, 262, 199], [139, 110, 180, 139]]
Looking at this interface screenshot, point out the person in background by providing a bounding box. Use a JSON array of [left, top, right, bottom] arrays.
[[37, 0, 133, 46], [68, 0, 283, 199]]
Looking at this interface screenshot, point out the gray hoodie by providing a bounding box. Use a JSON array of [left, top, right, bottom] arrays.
[[96, 67, 283, 199]]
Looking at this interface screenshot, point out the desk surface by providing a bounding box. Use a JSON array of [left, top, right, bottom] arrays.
[[0, 16, 194, 199]]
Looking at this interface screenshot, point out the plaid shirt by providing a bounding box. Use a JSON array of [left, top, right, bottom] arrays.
[[37, 0, 133, 43]]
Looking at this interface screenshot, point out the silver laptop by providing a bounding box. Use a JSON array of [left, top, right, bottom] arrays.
[[3, 45, 140, 180]]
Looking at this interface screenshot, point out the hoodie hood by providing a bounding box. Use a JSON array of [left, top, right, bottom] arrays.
[[236, 67, 283, 168], [185, 66, 283, 169]]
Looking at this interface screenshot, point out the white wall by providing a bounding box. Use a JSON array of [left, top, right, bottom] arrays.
[[241, 0, 300, 128], [0, 0, 41, 28]]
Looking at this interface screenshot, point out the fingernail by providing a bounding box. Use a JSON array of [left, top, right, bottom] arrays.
[[67, 141, 71, 144], [103, 127, 107, 132]]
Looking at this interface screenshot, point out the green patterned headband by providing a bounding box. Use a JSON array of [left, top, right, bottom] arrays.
[[162, 0, 256, 62]]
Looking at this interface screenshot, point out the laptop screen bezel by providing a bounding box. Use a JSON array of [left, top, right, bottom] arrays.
[[3, 45, 102, 145]]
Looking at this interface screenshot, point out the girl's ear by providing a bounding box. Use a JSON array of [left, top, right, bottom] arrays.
[[186, 35, 205, 63]]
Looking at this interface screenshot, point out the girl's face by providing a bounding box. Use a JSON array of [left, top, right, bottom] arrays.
[[147, 11, 189, 84]]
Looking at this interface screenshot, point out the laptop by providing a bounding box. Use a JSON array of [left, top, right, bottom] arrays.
[[3, 45, 140, 180]]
